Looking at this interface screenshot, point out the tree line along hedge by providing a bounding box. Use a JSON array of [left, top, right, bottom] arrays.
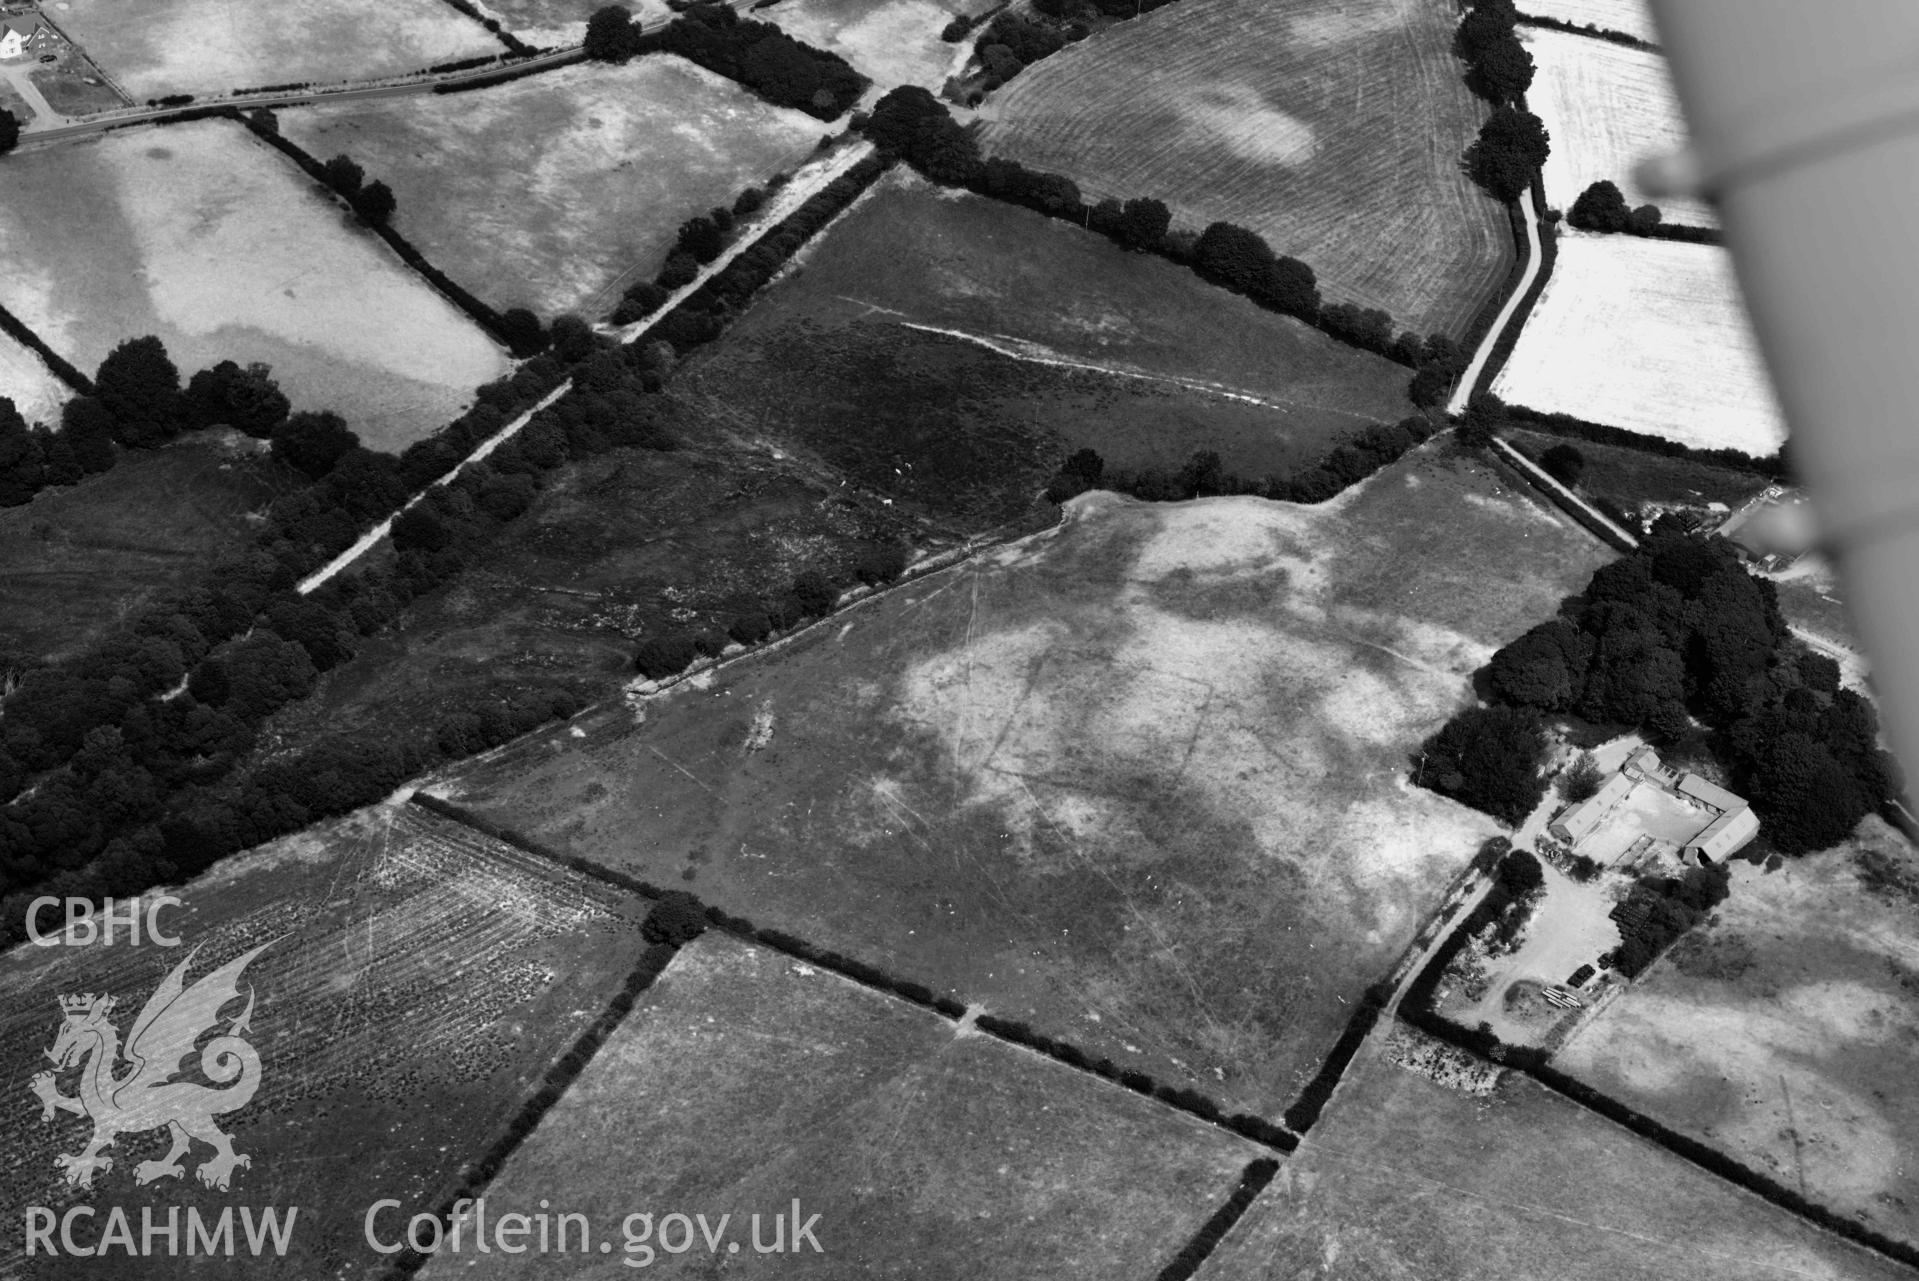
[[0, 128, 896, 942], [1040, 413, 1443, 512], [1455, 0, 1534, 105], [857, 87, 1471, 394], [390, 934, 681, 1277], [585, 3, 866, 120], [1151, 1158, 1281, 1281], [1567, 179, 1722, 243]]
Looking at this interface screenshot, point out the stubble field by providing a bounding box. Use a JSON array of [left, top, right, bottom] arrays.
[[1199, 1042, 1914, 1281], [1525, 27, 1714, 226], [44, 0, 500, 99], [978, 0, 1513, 337], [1491, 234, 1788, 456], [0, 801, 647, 1280], [277, 57, 829, 318], [1554, 820, 1919, 1249], [0, 120, 509, 451], [764, 0, 984, 89], [419, 929, 1267, 1279], [437, 446, 1613, 1117]]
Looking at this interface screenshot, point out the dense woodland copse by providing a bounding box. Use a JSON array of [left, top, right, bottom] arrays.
[[585, 3, 866, 119], [1417, 517, 1899, 854]]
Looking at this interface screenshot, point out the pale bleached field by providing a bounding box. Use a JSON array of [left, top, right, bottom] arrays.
[[0, 121, 508, 451], [1555, 821, 1919, 1249], [1522, 0, 1659, 43], [766, 0, 973, 89], [1525, 26, 1713, 227], [1493, 234, 1786, 456], [0, 337, 69, 427], [45, 0, 500, 99], [279, 57, 826, 317]]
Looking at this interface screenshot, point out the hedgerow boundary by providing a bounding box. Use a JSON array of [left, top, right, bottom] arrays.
[[1151, 1157, 1281, 1281], [377, 895, 683, 1278], [1466, 169, 1557, 403], [1395, 882, 1919, 1275], [0, 297, 90, 395], [406, 792, 1302, 1156], [234, 111, 514, 346], [1515, 10, 1662, 53]]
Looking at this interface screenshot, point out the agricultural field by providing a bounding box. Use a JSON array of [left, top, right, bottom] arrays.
[[277, 57, 829, 318], [1522, 0, 1661, 44], [435, 446, 1614, 1116], [764, 0, 984, 90], [1505, 428, 1769, 514], [0, 120, 508, 452], [0, 336, 69, 428], [42, 0, 501, 100], [683, 171, 1415, 498], [1491, 234, 1788, 456], [420, 929, 1266, 1279], [1200, 1040, 1914, 1281], [978, 0, 1514, 337], [463, 0, 675, 49], [1526, 27, 1714, 226], [1554, 821, 1919, 1248], [0, 800, 647, 1280], [0, 432, 302, 663], [247, 425, 929, 780]]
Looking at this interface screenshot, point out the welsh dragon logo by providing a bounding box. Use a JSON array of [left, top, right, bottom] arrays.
[[29, 943, 271, 1192]]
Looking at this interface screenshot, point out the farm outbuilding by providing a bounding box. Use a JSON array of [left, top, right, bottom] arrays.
[[1549, 773, 1633, 844], [1687, 803, 1760, 862]]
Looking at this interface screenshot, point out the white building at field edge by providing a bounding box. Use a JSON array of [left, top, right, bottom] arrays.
[[1549, 745, 1760, 862]]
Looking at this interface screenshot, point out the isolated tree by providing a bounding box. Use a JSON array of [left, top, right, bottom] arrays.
[[0, 109, 19, 157], [184, 360, 290, 436], [1414, 703, 1550, 825], [94, 335, 183, 446], [675, 212, 726, 263], [1541, 442, 1585, 487], [352, 179, 396, 225], [642, 893, 708, 945], [498, 307, 549, 358], [583, 5, 640, 60], [547, 314, 599, 363], [271, 410, 358, 479], [321, 154, 364, 197], [1193, 221, 1274, 295], [633, 633, 696, 679], [1465, 107, 1551, 201], [1568, 179, 1630, 231]]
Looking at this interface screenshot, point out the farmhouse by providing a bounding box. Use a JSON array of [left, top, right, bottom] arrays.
[[1549, 745, 1760, 863], [0, 14, 57, 60]]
